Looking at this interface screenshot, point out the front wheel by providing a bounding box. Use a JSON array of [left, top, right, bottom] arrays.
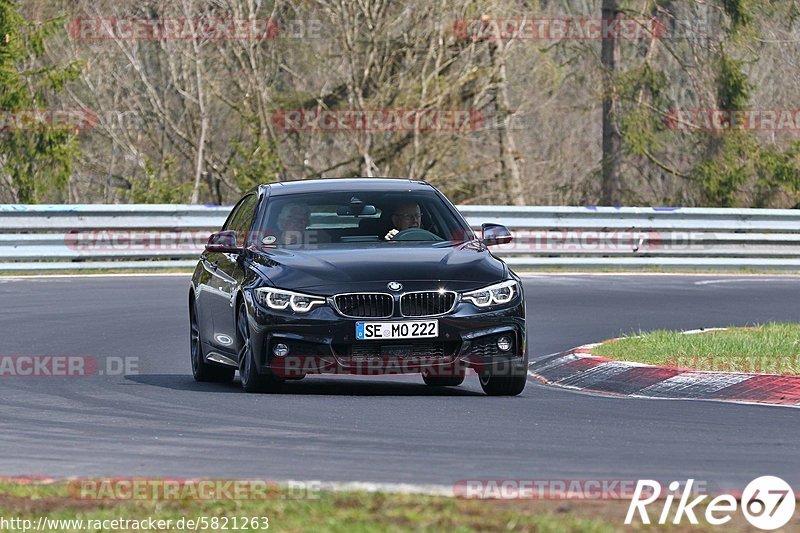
[[190, 302, 235, 383], [479, 357, 527, 396], [237, 304, 283, 393], [479, 373, 527, 396]]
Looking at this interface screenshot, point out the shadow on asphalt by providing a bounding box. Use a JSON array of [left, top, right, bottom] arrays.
[[126, 374, 484, 396]]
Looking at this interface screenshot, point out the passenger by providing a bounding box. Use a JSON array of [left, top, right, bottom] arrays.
[[277, 203, 311, 246]]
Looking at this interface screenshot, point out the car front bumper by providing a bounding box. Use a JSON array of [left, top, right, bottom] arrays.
[[244, 293, 526, 378]]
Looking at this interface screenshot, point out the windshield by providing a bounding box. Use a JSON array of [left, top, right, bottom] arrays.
[[254, 190, 473, 248]]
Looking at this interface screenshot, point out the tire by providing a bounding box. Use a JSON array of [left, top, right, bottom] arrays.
[[190, 301, 235, 383], [478, 358, 527, 396], [237, 304, 283, 393], [479, 373, 527, 396], [422, 366, 465, 387]]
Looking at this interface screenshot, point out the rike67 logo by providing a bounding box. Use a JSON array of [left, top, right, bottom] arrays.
[[626, 476, 795, 530]]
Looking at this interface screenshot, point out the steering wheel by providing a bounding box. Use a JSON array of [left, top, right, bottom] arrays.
[[391, 228, 443, 242]]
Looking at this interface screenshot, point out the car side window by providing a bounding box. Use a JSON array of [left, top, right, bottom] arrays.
[[225, 194, 259, 247]]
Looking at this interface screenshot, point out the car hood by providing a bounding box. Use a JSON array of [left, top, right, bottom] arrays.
[[249, 242, 508, 293]]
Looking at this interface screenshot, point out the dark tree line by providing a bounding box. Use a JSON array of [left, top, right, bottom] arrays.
[[1, 0, 799, 207]]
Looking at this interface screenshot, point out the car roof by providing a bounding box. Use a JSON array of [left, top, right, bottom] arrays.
[[257, 178, 433, 197]]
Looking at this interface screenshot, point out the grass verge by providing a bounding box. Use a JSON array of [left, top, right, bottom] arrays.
[[592, 323, 800, 375], [0, 480, 771, 532], [0, 481, 623, 533]]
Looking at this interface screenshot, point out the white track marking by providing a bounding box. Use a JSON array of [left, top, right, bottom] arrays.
[[693, 278, 798, 285], [680, 327, 728, 335], [518, 272, 800, 278], [554, 361, 642, 386], [0, 273, 191, 281], [311, 480, 455, 496], [528, 352, 563, 365], [527, 374, 800, 409], [638, 372, 753, 395]]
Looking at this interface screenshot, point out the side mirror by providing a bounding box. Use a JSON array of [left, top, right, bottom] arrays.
[[481, 223, 513, 246], [205, 230, 241, 253]]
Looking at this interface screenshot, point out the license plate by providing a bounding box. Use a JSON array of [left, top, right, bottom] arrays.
[[356, 320, 438, 340]]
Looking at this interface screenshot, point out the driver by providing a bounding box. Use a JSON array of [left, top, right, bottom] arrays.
[[385, 201, 422, 240], [277, 202, 311, 245]]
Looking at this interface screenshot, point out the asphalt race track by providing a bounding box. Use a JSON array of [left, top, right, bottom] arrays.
[[0, 274, 798, 491]]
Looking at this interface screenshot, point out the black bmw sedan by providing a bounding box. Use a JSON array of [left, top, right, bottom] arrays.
[[189, 179, 527, 396]]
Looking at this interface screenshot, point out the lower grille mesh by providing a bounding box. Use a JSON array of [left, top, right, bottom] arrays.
[[334, 341, 460, 363], [465, 334, 515, 357]]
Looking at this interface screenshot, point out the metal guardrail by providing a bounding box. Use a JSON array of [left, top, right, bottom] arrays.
[[1, 204, 799, 271]]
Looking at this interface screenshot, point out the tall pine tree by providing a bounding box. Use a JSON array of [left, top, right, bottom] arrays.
[[0, 0, 81, 203]]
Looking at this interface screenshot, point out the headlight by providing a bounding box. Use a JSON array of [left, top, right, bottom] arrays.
[[462, 280, 518, 308], [254, 287, 326, 313]]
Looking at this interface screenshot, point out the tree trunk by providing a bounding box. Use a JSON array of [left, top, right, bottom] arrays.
[[189, 29, 207, 205], [489, 42, 526, 206], [190, 112, 207, 204], [601, 0, 622, 205]]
